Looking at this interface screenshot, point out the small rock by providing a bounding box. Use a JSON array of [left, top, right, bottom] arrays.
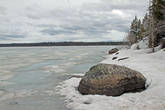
[[83, 101, 91, 104], [108, 48, 119, 54], [137, 45, 140, 50], [83, 98, 92, 104]]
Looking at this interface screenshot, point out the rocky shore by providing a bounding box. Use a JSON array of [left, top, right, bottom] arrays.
[[56, 47, 165, 110]]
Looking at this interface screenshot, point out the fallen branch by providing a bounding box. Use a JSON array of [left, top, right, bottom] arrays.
[[118, 57, 129, 61]]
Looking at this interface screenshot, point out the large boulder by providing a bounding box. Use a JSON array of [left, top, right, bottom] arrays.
[[78, 64, 146, 96], [108, 48, 119, 54]]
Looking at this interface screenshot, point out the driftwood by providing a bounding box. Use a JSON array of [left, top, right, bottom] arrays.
[[118, 57, 129, 61], [112, 57, 118, 60]]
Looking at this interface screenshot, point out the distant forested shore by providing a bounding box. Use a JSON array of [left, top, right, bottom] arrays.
[[0, 42, 128, 47]]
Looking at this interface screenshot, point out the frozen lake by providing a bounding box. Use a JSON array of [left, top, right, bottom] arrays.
[[0, 46, 115, 110]]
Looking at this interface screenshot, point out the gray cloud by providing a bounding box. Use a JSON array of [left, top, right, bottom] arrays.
[[0, 6, 6, 15], [0, 0, 148, 43], [0, 34, 25, 40]]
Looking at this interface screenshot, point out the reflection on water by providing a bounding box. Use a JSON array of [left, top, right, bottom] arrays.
[[0, 46, 115, 110]]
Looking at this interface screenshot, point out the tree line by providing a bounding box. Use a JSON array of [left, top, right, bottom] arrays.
[[127, 0, 165, 49], [0, 42, 128, 47]]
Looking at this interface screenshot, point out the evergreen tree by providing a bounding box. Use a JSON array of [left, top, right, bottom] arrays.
[[152, 0, 165, 20], [127, 0, 165, 48]]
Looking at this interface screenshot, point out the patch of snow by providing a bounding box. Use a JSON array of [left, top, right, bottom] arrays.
[[131, 38, 148, 50], [138, 39, 148, 49], [56, 48, 165, 110], [131, 43, 139, 50]]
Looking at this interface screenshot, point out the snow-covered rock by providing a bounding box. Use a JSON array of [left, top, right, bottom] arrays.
[[131, 38, 148, 50]]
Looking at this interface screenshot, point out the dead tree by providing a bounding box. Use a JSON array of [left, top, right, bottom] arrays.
[[149, 0, 155, 52]]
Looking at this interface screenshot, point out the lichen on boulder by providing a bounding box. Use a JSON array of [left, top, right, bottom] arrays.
[[78, 64, 146, 96]]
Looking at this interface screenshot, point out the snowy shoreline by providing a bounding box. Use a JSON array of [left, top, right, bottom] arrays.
[[56, 47, 165, 110]]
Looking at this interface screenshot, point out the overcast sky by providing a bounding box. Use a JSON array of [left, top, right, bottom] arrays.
[[0, 0, 149, 43]]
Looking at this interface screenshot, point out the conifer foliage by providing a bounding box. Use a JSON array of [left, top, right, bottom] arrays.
[[127, 16, 145, 45], [152, 0, 165, 20], [127, 0, 165, 48]]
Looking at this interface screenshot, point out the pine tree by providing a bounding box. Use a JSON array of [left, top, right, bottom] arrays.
[[139, 24, 146, 40], [152, 0, 165, 20], [148, 0, 154, 48], [127, 16, 143, 45], [127, 0, 165, 49]]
